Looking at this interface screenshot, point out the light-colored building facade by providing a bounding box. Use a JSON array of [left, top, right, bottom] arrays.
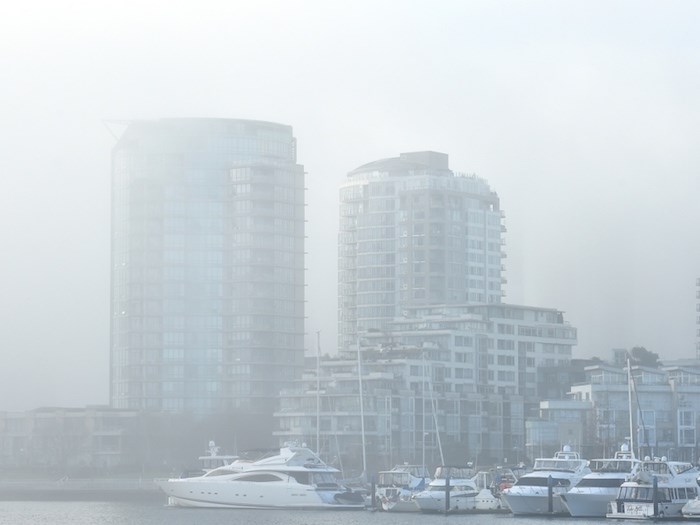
[[274, 345, 524, 473], [696, 278, 700, 359], [565, 361, 700, 462], [338, 152, 506, 352], [385, 303, 577, 399], [319, 151, 580, 471], [0, 406, 140, 469], [275, 303, 578, 471], [526, 399, 592, 461], [110, 119, 305, 417]]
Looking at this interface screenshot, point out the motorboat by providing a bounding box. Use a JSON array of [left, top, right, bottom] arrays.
[[413, 465, 479, 513], [472, 470, 510, 512], [683, 498, 700, 518], [560, 444, 641, 517], [682, 476, 700, 519], [374, 464, 430, 512], [501, 445, 591, 515], [492, 465, 521, 496], [606, 456, 699, 520], [156, 444, 366, 509]]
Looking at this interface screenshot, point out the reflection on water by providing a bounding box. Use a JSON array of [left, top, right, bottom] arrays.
[[0, 499, 617, 525]]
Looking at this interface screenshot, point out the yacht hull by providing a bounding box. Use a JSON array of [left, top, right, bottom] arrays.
[[683, 498, 700, 519], [502, 491, 569, 515], [560, 490, 617, 517], [379, 497, 420, 512], [414, 492, 479, 513], [607, 501, 687, 520], [157, 479, 365, 510]]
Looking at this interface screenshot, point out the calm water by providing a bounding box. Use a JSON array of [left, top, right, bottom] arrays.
[[0, 499, 614, 525]]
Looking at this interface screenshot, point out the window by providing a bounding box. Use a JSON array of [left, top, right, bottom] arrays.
[[233, 473, 282, 482]]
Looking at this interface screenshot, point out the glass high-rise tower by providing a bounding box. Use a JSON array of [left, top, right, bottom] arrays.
[[110, 119, 305, 415], [338, 151, 506, 351]]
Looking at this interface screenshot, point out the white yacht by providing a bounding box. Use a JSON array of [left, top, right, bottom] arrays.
[[156, 445, 366, 509], [606, 457, 699, 520], [374, 464, 430, 512], [501, 445, 591, 515], [683, 498, 700, 519], [560, 445, 641, 517], [413, 465, 479, 513], [682, 475, 700, 519]]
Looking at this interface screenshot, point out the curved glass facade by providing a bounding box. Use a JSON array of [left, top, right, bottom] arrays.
[[110, 119, 305, 414]]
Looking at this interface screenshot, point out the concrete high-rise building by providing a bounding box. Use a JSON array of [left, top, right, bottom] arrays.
[[338, 151, 506, 351], [696, 278, 700, 359], [110, 119, 305, 419]]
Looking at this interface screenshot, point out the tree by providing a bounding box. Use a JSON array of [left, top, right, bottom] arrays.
[[629, 346, 661, 367]]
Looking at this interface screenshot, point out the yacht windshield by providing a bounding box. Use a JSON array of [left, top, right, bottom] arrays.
[[202, 467, 234, 477], [534, 459, 582, 471], [618, 486, 671, 502], [576, 478, 624, 488], [673, 463, 695, 475], [515, 477, 570, 487], [434, 467, 473, 479], [638, 461, 695, 476], [590, 460, 634, 472]]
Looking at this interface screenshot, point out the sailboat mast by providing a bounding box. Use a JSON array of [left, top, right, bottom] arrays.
[[627, 355, 636, 458], [422, 354, 426, 468], [357, 338, 367, 477], [426, 360, 445, 465], [316, 330, 321, 455]]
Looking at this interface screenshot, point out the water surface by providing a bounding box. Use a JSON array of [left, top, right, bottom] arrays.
[[0, 499, 613, 525]]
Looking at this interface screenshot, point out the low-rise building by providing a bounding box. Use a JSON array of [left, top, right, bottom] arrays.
[[0, 406, 140, 470], [565, 360, 700, 461]]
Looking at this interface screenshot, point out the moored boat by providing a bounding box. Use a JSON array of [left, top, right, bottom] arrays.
[[683, 497, 700, 519], [156, 444, 365, 509], [560, 444, 641, 517], [606, 457, 699, 520], [472, 470, 510, 512], [413, 465, 479, 513], [501, 445, 590, 515], [374, 464, 430, 512]]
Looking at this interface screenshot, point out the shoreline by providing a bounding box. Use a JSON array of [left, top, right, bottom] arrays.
[[0, 478, 164, 501]]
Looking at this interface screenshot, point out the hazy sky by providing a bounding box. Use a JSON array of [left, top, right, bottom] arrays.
[[1, 1, 699, 411]]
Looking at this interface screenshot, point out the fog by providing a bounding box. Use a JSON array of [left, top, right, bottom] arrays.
[[1, 1, 699, 411]]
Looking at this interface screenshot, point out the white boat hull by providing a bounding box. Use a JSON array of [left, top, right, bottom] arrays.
[[560, 489, 618, 517], [157, 479, 365, 510], [502, 491, 569, 515], [607, 501, 687, 520], [475, 489, 509, 511], [375, 486, 420, 511], [682, 498, 700, 519], [414, 492, 479, 513], [379, 496, 420, 512]]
